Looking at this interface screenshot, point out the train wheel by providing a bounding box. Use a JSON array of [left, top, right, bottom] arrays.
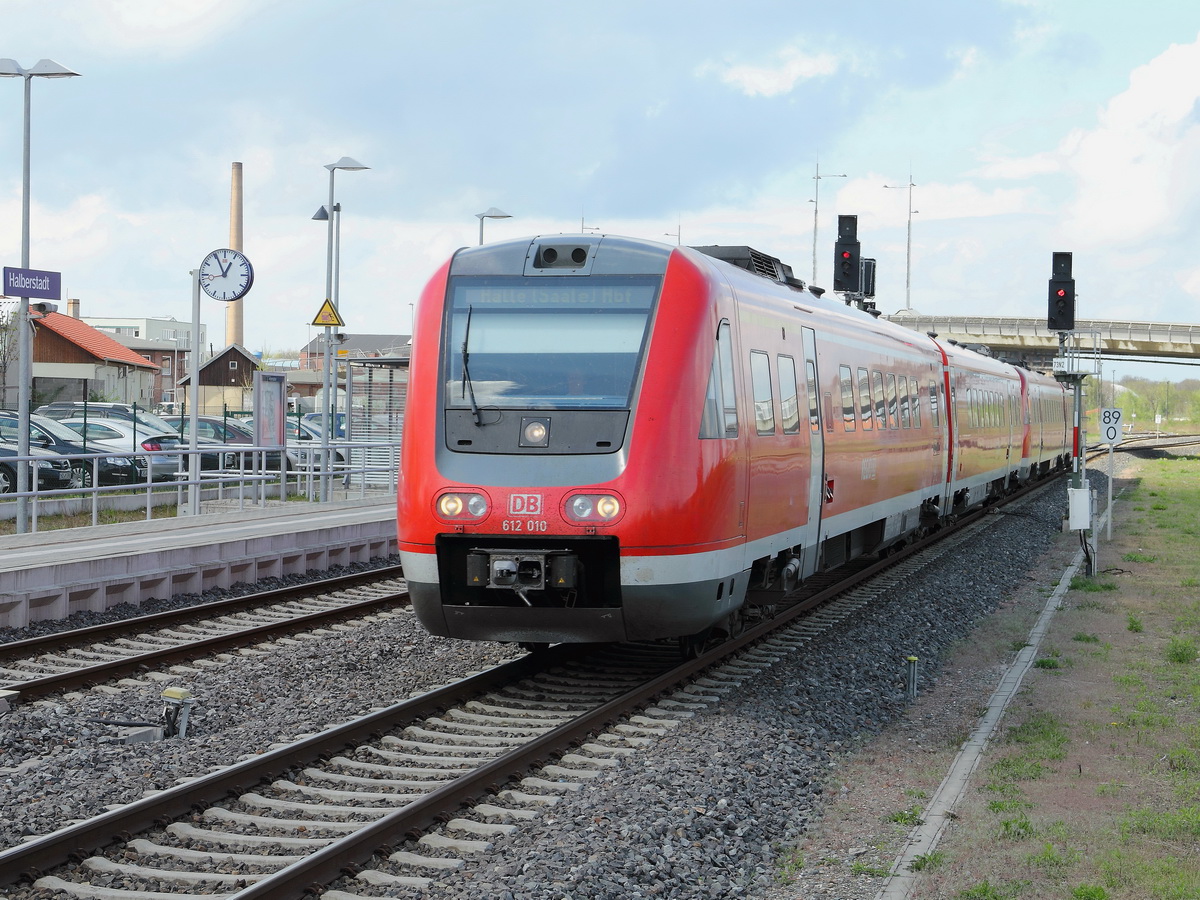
[[721, 609, 745, 639], [677, 627, 711, 660]]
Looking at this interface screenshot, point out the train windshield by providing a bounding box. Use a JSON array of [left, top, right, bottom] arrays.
[[443, 275, 660, 410]]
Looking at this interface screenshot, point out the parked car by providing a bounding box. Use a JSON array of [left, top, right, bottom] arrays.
[[58, 418, 184, 482], [301, 411, 347, 438], [0, 442, 74, 493], [237, 416, 345, 471], [162, 414, 255, 445], [162, 414, 285, 471], [0, 411, 140, 487]]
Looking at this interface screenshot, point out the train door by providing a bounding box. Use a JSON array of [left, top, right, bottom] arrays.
[[798, 326, 825, 578], [938, 353, 956, 516]]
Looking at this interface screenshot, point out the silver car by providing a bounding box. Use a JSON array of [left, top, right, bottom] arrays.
[[58, 418, 183, 482]]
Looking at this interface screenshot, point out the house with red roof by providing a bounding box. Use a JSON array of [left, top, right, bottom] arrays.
[[24, 308, 160, 407]]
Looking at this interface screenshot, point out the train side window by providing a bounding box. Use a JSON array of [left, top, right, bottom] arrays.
[[778, 355, 800, 434], [898, 375, 911, 428], [839, 365, 856, 431], [910, 380, 922, 428], [886, 374, 899, 429], [928, 381, 939, 428], [699, 321, 738, 439], [857, 367, 873, 430], [750, 351, 775, 435], [806, 361, 820, 433], [872, 370, 887, 428]]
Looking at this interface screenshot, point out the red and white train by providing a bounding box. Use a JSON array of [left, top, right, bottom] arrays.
[[396, 234, 1070, 648]]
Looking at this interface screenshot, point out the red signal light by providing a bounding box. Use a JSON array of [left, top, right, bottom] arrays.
[[841, 251, 852, 259], [1056, 288, 1066, 298]]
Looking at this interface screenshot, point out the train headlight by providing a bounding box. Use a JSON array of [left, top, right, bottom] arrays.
[[565, 493, 623, 524], [436, 491, 489, 522], [520, 416, 551, 448]]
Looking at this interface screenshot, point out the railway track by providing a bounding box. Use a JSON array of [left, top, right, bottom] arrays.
[[0, 479, 1055, 898], [0, 566, 407, 701]]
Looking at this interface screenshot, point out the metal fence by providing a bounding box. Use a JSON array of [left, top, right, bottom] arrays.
[[0, 439, 399, 532]]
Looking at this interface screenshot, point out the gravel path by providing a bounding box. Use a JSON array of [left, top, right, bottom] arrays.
[[0, 481, 1079, 898]]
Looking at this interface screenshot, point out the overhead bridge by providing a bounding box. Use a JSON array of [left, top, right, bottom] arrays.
[[884, 312, 1200, 370]]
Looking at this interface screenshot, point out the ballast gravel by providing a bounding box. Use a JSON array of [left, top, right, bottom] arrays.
[[0, 481, 1085, 899]]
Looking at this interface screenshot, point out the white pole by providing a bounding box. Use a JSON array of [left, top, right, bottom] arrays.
[[187, 269, 201, 516]]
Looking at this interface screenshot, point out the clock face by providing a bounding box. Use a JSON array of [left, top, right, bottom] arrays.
[[199, 249, 254, 301]]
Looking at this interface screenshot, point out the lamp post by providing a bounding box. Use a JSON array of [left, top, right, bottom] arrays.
[[318, 157, 367, 500], [884, 177, 917, 310], [0, 58, 79, 533], [811, 162, 846, 284], [476, 207, 511, 245]]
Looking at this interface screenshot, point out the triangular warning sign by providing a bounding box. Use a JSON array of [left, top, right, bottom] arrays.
[[311, 299, 345, 327]]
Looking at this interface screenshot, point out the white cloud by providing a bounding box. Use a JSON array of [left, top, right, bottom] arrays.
[[1060, 34, 1200, 244], [697, 42, 846, 97], [39, 0, 281, 57]]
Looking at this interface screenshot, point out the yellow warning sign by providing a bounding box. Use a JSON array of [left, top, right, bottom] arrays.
[[311, 299, 345, 327]]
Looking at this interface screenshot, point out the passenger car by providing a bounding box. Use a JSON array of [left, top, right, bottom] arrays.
[[236, 417, 345, 470], [0, 411, 139, 487], [0, 442, 73, 493], [162, 414, 285, 471], [58, 418, 184, 482]]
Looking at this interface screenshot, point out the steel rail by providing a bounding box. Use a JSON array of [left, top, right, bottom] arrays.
[[0, 564, 404, 658], [3, 578, 408, 700]]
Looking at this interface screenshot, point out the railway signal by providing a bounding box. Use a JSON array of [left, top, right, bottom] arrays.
[[1047, 251, 1075, 331], [833, 215, 861, 293]]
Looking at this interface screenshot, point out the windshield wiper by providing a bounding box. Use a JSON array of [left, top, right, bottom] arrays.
[[460, 305, 482, 426]]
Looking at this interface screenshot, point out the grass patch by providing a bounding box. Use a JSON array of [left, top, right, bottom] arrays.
[[1122, 551, 1157, 563], [1122, 806, 1200, 840], [957, 880, 1029, 899], [997, 814, 1035, 839], [0, 503, 178, 535], [1070, 575, 1118, 593], [1025, 841, 1080, 875], [909, 850, 945, 872], [883, 806, 924, 827], [1072, 632, 1101, 644], [1127, 613, 1144, 633], [1166, 637, 1198, 664]]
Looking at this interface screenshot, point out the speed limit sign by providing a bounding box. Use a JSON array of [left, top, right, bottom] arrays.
[[1100, 407, 1123, 445]]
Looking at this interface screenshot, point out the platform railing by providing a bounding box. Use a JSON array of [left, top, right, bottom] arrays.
[[0, 439, 399, 532]]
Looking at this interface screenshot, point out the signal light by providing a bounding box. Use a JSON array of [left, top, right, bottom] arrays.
[[833, 240, 861, 292], [1047, 278, 1076, 331]]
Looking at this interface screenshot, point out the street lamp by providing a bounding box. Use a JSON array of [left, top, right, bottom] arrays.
[[476, 207, 511, 245], [317, 157, 366, 500], [0, 58, 79, 533], [810, 161, 846, 284], [884, 177, 918, 310]]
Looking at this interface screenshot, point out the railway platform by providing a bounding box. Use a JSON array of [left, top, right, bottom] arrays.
[[0, 497, 397, 630]]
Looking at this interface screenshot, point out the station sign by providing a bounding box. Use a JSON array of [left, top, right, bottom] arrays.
[[3, 266, 61, 301]]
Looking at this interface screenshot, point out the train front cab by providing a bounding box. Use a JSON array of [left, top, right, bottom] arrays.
[[399, 236, 757, 645]]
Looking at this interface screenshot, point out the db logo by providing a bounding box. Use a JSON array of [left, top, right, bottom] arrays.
[[509, 494, 543, 516]]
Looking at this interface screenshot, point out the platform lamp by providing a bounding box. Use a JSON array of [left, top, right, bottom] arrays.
[[0, 58, 79, 534], [476, 207, 511, 245]]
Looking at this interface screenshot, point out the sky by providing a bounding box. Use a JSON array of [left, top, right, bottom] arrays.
[[2, 0, 1199, 382]]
